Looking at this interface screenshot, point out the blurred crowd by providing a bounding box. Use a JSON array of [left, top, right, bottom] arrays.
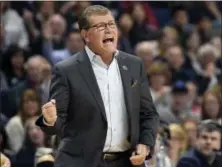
[[0, 1, 221, 167]]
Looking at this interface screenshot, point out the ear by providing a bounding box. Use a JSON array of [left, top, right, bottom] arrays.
[[81, 29, 89, 43]]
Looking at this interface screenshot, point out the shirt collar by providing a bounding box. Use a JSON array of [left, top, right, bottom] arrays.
[[85, 45, 119, 62]]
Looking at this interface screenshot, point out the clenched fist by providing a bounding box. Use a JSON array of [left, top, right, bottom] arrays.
[[42, 99, 57, 126]]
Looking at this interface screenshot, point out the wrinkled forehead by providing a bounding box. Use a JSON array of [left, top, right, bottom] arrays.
[[88, 12, 115, 25], [200, 130, 221, 138]]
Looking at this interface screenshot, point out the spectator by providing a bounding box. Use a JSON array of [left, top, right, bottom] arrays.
[[159, 26, 179, 56], [35, 2, 55, 25], [0, 2, 29, 50], [183, 118, 199, 150], [147, 61, 171, 106], [201, 91, 222, 123], [1, 56, 48, 117], [165, 45, 195, 83], [177, 121, 222, 167], [1, 45, 26, 87], [135, 41, 159, 70], [31, 14, 67, 56], [117, 13, 133, 54], [184, 29, 201, 74], [146, 120, 172, 167], [169, 6, 193, 47], [197, 16, 213, 44], [197, 44, 220, 86], [157, 80, 191, 124], [5, 89, 41, 155], [14, 117, 51, 167], [129, 2, 159, 46], [168, 123, 188, 167], [43, 29, 84, 65]]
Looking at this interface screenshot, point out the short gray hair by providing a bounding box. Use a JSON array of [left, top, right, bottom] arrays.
[[78, 5, 110, 31], [198, 43, 220, 60]]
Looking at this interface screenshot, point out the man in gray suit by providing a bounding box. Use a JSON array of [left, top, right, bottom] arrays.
[[36, 5, 159, 167]]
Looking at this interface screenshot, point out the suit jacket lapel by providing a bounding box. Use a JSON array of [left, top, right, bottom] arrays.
[[116, 52, 133, 124], [76, 50, 107, 122]]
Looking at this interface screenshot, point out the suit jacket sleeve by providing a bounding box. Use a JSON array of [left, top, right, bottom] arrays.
[[36, 65, 70, 136], [139, 60, 159, 157]]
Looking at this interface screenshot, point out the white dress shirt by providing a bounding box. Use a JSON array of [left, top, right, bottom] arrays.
[[85, 46, 130, 152]]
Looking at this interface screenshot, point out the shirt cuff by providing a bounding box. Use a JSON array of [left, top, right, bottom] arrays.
[[43, 118, 54, 126]]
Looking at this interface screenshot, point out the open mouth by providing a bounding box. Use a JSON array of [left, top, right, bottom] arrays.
[[103, 37, 114, 44]]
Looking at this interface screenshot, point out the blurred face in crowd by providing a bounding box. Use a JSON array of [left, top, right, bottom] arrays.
[[67, 32, 85, 54], [27, 119, 45, 147], [82, 12, 118, 56], [196, 129, 221, 156], [23, 99, 39, 117], [150, 74, 166, 90], [183, 120, 197, 148], [11, 51, 25, 69], [211, 37, 221, 53], [132, 3, 146, 23], [166, 46, 184, 70], [40, 1, 55, 18], [168, 124, 187, 160], [161, 27, 178, 50], [118, 13, 133, 33], [136, 42, 158, 69], [49, 15, 66, 37], [199, 17, 212, 31], [202, 93, 220, 119], [77, 1, 91, 13], [172, 92, 189, 111], [200, 53, 217, 70], [26, 57, 43, 84], [174, 10, 188, 26], [187, 31, 200, 52]]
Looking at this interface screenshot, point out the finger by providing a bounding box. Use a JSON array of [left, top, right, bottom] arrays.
[[51, 99, 56, 105], [136, 145, 142, 155], [42, 103, 54, 109], [43, 100, 56, 109], [130, 154, 143, 161], [130, 155, 144, 165], [131, 151, 136, 156]]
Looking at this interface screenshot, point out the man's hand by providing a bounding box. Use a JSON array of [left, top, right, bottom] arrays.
[[130, 144, 150, 166], [42, 99, 57, 126]]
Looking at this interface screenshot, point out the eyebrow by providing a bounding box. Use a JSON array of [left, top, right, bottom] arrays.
[[94, 20, 115, 25]]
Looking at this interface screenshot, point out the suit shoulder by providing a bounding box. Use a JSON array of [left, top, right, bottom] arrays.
[[119, 51, 142, 64], [178, 150, 200, 164], [54, 52, 80, 70]]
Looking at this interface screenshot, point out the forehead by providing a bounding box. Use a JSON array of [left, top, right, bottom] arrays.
[[88, 13, 115, 25], [211, 131, 221, 138], [200, 130, 221, 138]]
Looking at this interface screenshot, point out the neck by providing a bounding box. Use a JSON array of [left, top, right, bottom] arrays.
[[169, 149, 180, 164], [100, 53, 114, 65], [87, 45, 115, 65]]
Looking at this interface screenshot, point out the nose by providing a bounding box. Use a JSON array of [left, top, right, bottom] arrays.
[[104, 26, 112, 33]]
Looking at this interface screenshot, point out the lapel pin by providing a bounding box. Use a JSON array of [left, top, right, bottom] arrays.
[[122, 65, 128, 71]]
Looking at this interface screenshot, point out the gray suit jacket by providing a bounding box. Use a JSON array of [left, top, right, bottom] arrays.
[[36, 49, 159, 167]]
